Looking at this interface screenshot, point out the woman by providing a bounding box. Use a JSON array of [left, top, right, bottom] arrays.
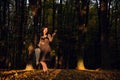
[[39, 27, 56, 74]]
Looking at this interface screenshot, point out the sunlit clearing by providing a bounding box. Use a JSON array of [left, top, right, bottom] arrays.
[[77, 59, 86, 70]]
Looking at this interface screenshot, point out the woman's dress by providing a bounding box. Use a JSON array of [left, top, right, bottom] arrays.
[[39, 36, 51, 61]]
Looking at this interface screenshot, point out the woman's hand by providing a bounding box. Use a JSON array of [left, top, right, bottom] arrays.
[[52, 32, 56, 37], [52, 29, 57, 37], [48, 30, 57, 42]]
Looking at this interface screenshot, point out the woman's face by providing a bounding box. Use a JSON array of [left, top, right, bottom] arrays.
[[43, 28, 48, 34]]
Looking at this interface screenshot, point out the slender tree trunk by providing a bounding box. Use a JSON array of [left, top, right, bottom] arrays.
[[3, 0, 7, 26], [52, 0, 55, 32], [99, 0, 111, 69], [75, 0, 89, 70], [0, 1, 1, 25], [1, 0, 10, 69], [37, 0, 42, 38], [114, 1, 119, 69], [57, 0, 63, 68], [42, 0, 47, 26], [14, 0, 25, 69]]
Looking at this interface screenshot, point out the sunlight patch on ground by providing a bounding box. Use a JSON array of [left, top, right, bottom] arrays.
[[77, 59, 86, 70], [25, 64, 34, 70]]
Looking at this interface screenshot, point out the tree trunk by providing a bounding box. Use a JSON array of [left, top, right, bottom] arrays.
[[75, 0, 89, 70], [99, 0, 111, 69], [112, 1, 119, 69]]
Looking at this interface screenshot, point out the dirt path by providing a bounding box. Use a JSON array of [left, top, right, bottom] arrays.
[[0, 69, 120, 80]]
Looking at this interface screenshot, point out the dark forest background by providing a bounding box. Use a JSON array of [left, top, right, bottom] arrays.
[[0, 0, 120, 70]]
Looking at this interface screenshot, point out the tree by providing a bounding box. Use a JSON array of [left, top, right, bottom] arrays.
[[75, 0, 90, 70], [96, 0, 111, 69]]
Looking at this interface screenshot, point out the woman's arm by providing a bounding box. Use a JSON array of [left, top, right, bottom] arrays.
[[48, 34, 53, 42], [48, 32, 56, 42]]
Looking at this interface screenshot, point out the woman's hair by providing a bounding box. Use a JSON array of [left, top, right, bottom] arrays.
[[40, 26, 49, 35]]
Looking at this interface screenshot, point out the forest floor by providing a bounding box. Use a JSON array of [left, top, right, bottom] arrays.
[[0, 69, 120, 80]]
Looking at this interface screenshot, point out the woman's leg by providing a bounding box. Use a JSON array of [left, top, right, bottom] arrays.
[[40, 52, 50, 73], [40, 61, 48, 72]]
